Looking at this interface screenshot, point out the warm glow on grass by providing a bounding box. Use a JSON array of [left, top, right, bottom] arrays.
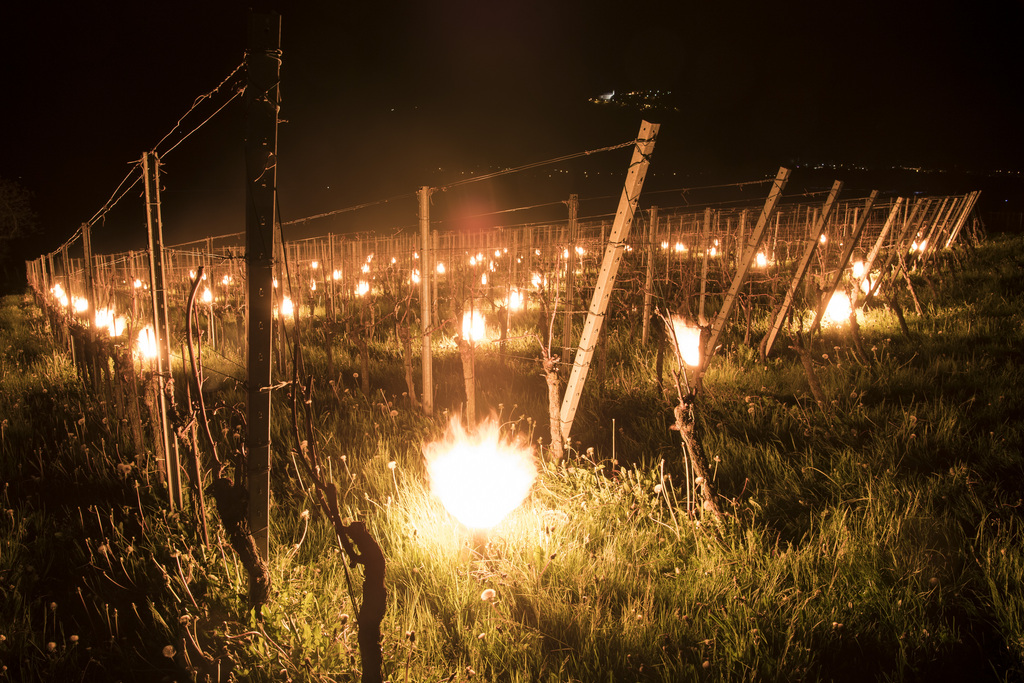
[[667, 315, 702, 367], [423, 417, 537, 530]]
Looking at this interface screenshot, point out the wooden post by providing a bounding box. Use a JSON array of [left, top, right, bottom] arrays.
[[81, 223, 96, 328], [761, 180, 843, 359], [944, 191, 981, 248], [143, 151, 182, 509], [561, 194, 578, 365], [244, 11, 281, 562], [698, 207, 711, 323], [809, 190, 878, 334], [418, 186, 434, 416], [699, 167, 790, 375], [641, 206, 658, 345], [559, 120, 659, 444], [854, 197, 904, 306]]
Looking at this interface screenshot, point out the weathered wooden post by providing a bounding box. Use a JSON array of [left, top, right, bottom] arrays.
[[561, 194, 578, 365], [418, 186, 434, 416], [641, 205, 658, 345], [761, 180, 843, 359], [559, 120, 659, 445], [143, 151, 182, 509], [809, 190, 878, 335], [244, 11, 281, 562], [699, 167, 790, 378]]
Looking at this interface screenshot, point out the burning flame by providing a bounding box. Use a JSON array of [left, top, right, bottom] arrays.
[[462, 310, 486, 343], [423, 417, 537, 530], [507, 288, 524, 311], [822, 292, 853, 327], [755, 252, 768, 268], [667, 315, 702, 367], [137, 326, 158, 359]]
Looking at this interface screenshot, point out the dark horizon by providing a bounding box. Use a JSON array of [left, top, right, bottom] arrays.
[[4, 1, 1023, 254]]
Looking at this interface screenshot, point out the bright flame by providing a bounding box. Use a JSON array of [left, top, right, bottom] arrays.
[[436, 262, 446, 274], [137, 326, 158, 359], [708, 246, 718, 257], [202, 287, 213, 303], [820, 234, 828, 244], [311, 260, 319, 270], [280, 296, 294, 317], [755, 252, 768, 268], [72, 297, 89, 314], [661, 241, 670, 250], [508, 288, 524, 311], [462, 310, 486, 342], [481, 273, 488, 286], [356, 281, 370, 297], [411, 269, 421, 285], [531, 272, 544, 288], [361, 263, 370, 274], [674, 242, 686, 253], [132, 278, 143, 290], [423, 417, 537, 530], [310, 279, 317, 292], [332, 269, 342, 281], [51, 284, 69, 307], [222, 275, 232, 286], [851, 260, 865, 278], [822, 292, 852, 327], [667, 315, 702, 367]]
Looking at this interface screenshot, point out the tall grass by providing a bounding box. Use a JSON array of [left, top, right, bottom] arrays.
[[1, 236, 1023, 681]]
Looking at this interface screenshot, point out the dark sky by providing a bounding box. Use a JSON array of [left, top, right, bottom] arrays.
[[4, 1, 1023, 252]]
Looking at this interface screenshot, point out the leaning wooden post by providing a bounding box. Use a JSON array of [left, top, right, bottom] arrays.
[[761, 180, 842, 359], [641, 205, 658, 345], [699, 167, 790, 380], [559, 120, 659, 445], [943, 191, 980, 249], [854, 197, 904, 307], [244, 11, 281, 563], [418, 186, 434, 416], [809, 190, 878, 335]]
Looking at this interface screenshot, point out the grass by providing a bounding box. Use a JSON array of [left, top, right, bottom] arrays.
[[1, 236, 1023, 681]]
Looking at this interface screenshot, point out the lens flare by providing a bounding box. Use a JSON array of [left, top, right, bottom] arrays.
[[423, 417, 537, 530]]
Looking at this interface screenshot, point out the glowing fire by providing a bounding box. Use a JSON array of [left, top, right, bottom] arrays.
[[507, 288, 524, 311], [755, 252, 768, 268], [94, 308, 125, 337], [822, 292, 853, 327], [851, 260, 865, 278], [667, 315, 702, 367], [423, 417, 537, 530], [137, 326, 158, 359], [462, 310, 486, 343]]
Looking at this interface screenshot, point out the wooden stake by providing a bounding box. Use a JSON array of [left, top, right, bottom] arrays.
[[700, 167, 790, 377], [559, 120, 659, 444], [761, 180, 842, 359], [809, 190, 878, 335], [243, 11, 281, 563]]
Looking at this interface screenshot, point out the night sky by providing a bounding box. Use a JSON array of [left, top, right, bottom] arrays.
[[4, 1, 1023, 253]]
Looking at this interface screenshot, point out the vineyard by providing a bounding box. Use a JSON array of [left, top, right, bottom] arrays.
[[7, 12, 1022, 682]]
